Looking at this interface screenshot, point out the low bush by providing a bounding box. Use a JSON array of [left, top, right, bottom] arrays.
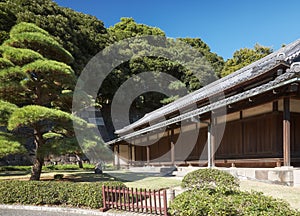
[[0, 180, 125, 209], [181, 168, 239, 193], [169, 189, 300, 216]]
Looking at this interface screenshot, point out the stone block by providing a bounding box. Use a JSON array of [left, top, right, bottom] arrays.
[[293, 169, 300, 187], [268, 171, 280, 182], [255, 170, 268, 180]]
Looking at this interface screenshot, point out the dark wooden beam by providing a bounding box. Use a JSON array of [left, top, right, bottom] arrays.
[[283, 97, 291, 166]]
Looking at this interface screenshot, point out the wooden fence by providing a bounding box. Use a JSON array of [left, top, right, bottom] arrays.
[[101, 185, 168, 215]]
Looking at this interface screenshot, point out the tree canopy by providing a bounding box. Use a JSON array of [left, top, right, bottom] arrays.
[[221, 44, 273, 77]]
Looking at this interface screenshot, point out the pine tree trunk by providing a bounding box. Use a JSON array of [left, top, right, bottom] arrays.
[[30, 154, 44, 180], [75, 154, 83, 168], [30, 128, 45, 181]]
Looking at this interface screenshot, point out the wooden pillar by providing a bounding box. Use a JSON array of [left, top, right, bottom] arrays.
[[146, 134, 150, 166], [116, 144, 120, 169], [170, 128, 175, 165], [208, 117, 216, 167], [128, 143, 132, 166], [146, 146, 150, 166], [283, 97, 291, 167]]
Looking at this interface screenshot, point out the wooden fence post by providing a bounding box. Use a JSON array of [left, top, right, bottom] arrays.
[[100, 185, 108, 212]]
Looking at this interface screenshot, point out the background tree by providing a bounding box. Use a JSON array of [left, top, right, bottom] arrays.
[[178, 38, 224, 78], [95, 19, 221, 135], [221, 44, 273, 77]]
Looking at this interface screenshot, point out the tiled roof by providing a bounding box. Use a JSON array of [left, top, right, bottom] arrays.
[[114, 39, 300, 136]]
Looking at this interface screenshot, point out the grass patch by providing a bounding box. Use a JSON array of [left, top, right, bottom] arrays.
[[125, 176, 181, 189]]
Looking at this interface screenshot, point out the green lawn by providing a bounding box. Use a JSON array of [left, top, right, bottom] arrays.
[[0, 168, 181, 189]]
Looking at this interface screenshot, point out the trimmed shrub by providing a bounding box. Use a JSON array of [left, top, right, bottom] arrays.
[[171, 168, 299, 215], [169, 189, 300, 216], [0, 180, 125, 209], [181, 168, 239, 193]]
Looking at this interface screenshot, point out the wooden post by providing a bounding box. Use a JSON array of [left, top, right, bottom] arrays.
[[116, 144, 120, 169], [283, 97, 291, 167], [208, 117, 216, 167], [211, 121, 215, 167], [163, 190, 168, 216], [100, 185, 108, 212], [170, 128, 175, 165], [128, 144, 132, 167], [146, 146, 150, 166]]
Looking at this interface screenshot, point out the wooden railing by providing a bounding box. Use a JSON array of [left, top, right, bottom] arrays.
[[101, 185, 168, 215]]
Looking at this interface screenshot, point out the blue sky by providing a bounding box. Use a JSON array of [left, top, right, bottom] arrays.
[[54, 0, 300, 60]]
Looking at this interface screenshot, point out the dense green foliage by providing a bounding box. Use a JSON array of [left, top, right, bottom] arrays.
[[181, 168, 239, 193], [0, 100, 25, 157], [221, 44, 272, 77], [108, 17, 165, 41], [0, 180, 125, 209], [0, 22, 76, 108], [0, 0, 109, 75], [0, 100, 17, 126], [0, 131, 25, 158], [178, 38, 224, 77], [170, 169, 299, 216]]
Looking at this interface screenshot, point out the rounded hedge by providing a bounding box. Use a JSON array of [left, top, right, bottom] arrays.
[[169, 189, 300, 216], [181, 168, 239, 193]]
